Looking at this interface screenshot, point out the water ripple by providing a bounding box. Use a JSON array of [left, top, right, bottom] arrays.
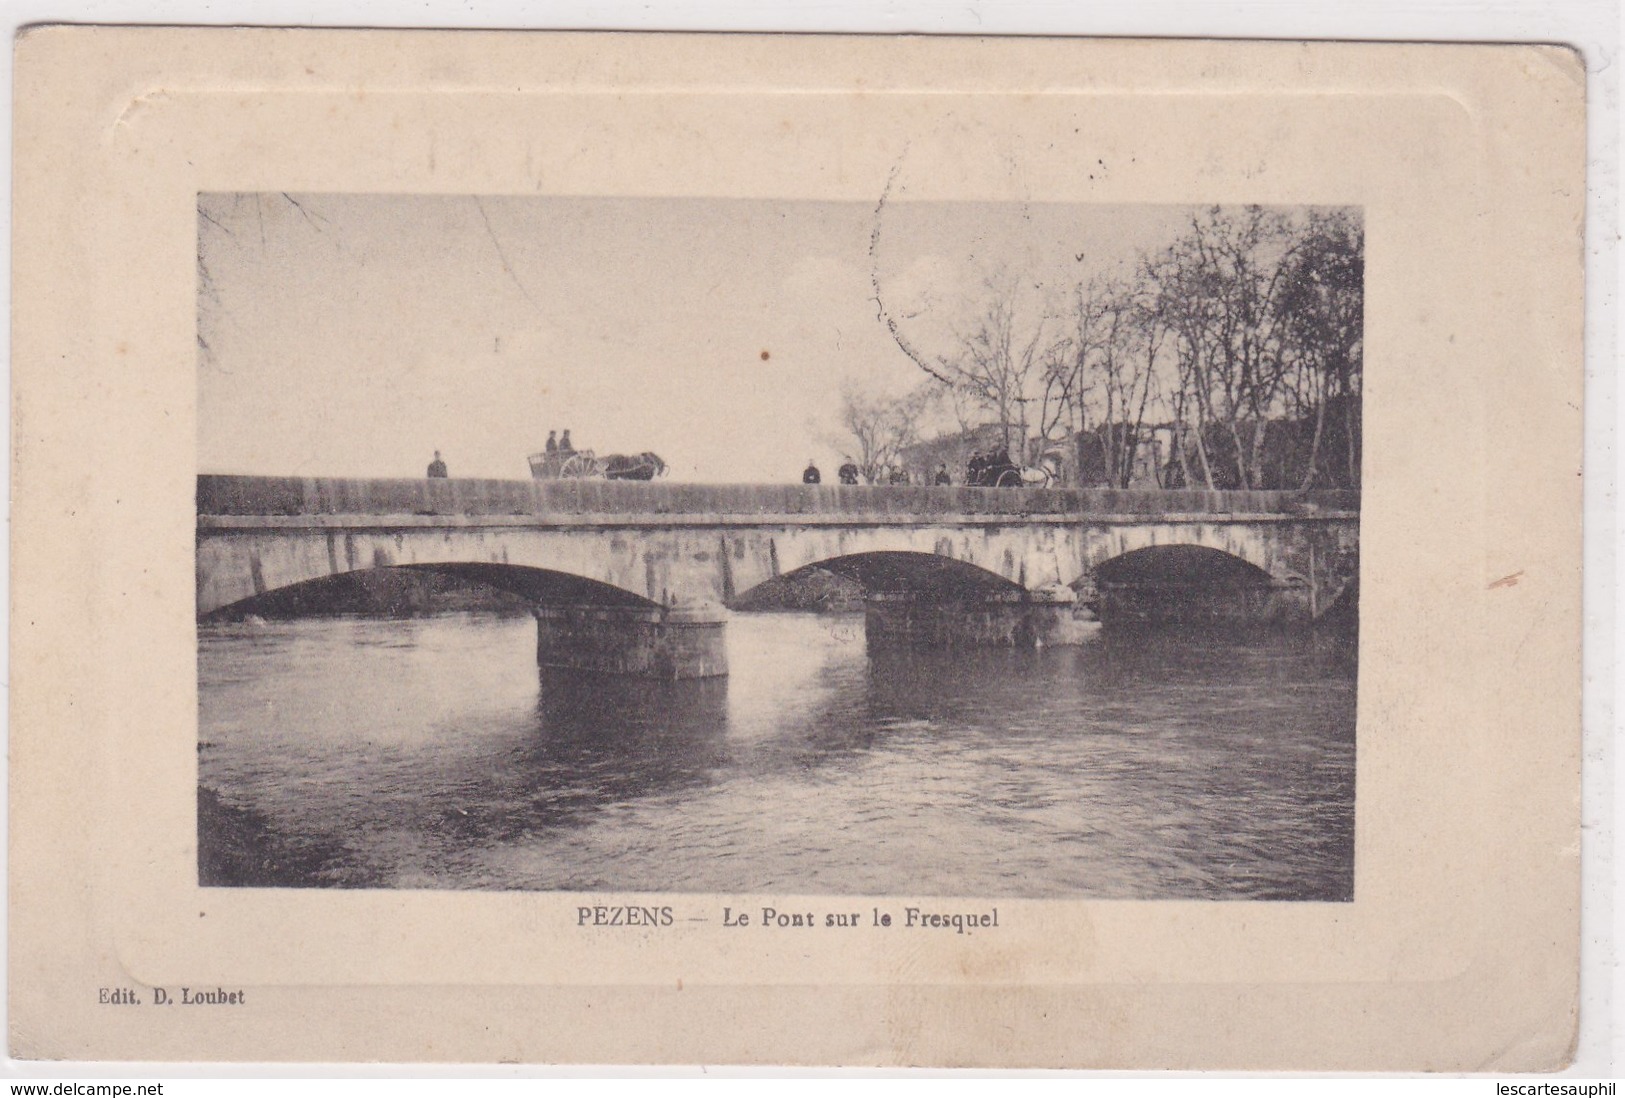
[[199, 611, 1356, 899]]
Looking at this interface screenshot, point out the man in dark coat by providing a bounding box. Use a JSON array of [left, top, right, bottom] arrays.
[[559, 429, 574, 454], [838, 461, 859, 485], [427, 451, 448, 478], [545, 431, 558, 454], [802, 459, 821, 485], [934, 463, 951, 485]]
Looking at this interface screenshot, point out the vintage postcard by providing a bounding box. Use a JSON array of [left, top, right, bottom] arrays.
[[10, 29, 1583, 1067]]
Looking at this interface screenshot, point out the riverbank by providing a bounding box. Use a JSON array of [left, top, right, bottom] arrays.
[[198, 785, 363, 887]]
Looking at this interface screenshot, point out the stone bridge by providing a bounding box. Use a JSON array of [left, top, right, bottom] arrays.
[[197, 476, 1360, 677]]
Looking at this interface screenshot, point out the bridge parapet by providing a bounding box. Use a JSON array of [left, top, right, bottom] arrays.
[[197, 475, 1359, 520]]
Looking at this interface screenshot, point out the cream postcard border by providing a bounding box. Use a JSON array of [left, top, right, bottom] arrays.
[[10, 29, 1583, 1068]]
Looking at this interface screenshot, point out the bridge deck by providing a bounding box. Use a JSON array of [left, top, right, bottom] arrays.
[[198, 476, 1360, 520]]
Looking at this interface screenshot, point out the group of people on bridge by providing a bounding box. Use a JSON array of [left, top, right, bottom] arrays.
[[426, 441, 1002, 485], [802, 460, 954, 486]]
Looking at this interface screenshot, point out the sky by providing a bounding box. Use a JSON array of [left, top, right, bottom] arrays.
[[197, 194, 1195, 482]]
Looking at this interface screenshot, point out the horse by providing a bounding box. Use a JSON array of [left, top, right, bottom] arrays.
[[602, 451, 668, 480], [1017, 452, 1065, 487]]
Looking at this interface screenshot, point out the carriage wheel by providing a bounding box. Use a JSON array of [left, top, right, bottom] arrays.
[[996, 469, 1023, 488], [559, 453, 598, 479]]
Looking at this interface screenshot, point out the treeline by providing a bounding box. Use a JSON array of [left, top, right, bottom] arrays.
[[878, 206, 1363, 491]]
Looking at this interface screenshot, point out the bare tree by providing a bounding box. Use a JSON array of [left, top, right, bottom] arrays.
[[1071, 274, 1166, 488], [873, 273, 1082, 467], [871, 202, 1362, 491], [943, 279, 1079, 457], [1146, 207, 1298, 489], [1276, 209, 1364, 488], [870, 196, 1081, 467], [830, 380, 938, 483]]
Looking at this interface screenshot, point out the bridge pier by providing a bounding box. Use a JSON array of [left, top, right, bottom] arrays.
[[534, 602, 728, 679], [863, 584, 1088, 649]]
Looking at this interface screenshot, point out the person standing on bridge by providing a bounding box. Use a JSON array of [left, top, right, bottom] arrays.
[[427, 451, 448, 478], [934, 463, 951, 486], [802, 459, 821, 485]]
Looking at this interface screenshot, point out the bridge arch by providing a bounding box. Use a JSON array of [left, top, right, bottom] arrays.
[[1094, 544, 1274, 586], [198, 561, 662, 619], [1082, 522, 1290, 581], [722, 523, 1088, 607], [731, 549, 1025, 609], [193, 520, 673, 617], [397, 563, 658, 606], [1088, 544, 1304, 626]]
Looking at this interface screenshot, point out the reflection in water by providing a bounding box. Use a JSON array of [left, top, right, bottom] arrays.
[[431, 672, 732, 848], [198, 612, 1355, 898]]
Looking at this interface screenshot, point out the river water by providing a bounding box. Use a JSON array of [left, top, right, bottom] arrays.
[[198, 611, 1356, 900]]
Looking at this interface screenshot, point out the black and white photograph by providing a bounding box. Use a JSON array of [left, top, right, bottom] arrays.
[[9, 24, 1591, 1070], [195, 193, 1363, 900]]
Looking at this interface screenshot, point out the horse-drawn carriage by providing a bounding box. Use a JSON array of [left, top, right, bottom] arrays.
[[528, 448, 667, 481], [965, 449, 1063, 488]]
